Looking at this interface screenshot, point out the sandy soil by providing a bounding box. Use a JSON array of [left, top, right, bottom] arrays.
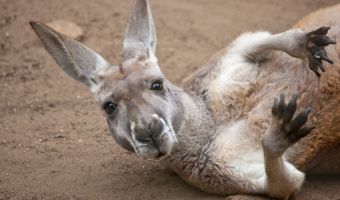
[[1, 0, 340, 199]]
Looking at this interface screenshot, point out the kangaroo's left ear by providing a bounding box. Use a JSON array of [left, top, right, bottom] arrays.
[[30, 21, 110, 91], [123, 0, 157, 60]]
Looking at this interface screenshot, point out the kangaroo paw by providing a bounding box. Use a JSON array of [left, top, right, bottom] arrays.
[[263, 94, 315, 156], [305, 27, 336, 76]]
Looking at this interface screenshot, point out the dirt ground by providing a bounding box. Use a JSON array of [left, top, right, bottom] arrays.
[[1, 0, 340, 199]]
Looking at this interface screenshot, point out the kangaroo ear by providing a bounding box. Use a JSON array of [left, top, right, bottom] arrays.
[[30, 21, 110, 90], [123, 0, 157, 60]]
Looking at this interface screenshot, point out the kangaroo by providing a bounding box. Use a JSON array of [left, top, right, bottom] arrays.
[[30, 0, 340, 199]]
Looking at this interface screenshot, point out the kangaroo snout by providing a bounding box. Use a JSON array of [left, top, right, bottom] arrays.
[[130, 114, 178, 159], [132, 116, 163, 143]]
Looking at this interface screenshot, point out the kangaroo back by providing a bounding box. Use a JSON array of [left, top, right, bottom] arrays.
[[285, 4, 340, 171]]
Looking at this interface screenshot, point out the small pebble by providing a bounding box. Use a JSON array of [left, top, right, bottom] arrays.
[[38, 138, 48, 142], [54, 134, 65, 139]]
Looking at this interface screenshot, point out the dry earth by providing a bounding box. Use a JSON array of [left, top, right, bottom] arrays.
[[0, 0, 340, 199]]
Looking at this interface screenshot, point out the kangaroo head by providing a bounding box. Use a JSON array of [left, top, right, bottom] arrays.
[[30, 0, 184, 159]]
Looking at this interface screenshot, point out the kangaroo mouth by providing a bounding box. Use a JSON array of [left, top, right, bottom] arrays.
[[130, 114, 178, 159]]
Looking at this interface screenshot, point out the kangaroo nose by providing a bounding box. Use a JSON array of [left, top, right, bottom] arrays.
[[149, 115, 164, 135], [132, 115, 164, 143], [134, 134, 153, 143]]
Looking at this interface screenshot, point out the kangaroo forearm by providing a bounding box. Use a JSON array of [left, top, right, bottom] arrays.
[[247, 29, 306, 61], [263, 154, 305, 199]]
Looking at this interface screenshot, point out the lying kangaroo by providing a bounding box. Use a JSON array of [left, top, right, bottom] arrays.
[[30, 0, 340, 199]]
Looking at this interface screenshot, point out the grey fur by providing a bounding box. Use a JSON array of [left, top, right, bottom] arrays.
[[124, 0, 157, 59]]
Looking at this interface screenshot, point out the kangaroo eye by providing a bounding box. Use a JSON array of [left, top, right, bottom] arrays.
[[151, 80, 163, 91], [103, 102, 117, 115]]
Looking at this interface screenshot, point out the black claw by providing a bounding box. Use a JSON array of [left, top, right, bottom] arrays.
[[314, 48, 333, 64], [324, 36, 336, 45], [283, 95, 298, 123], [321, 53, 334, 64], [310, 35, 336, 46], [289, 107, 312, 133], [290, 126, 315, 142], [272, 98, 279, 116], [319, 62, 326, 72], [309, 62, 321, 77], [278, 94, 286, 117], [308, 27, 331, 36]]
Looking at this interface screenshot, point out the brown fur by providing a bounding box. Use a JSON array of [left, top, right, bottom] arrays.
[[184, 4, 340, 172], [282, 4, 340, 170]]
